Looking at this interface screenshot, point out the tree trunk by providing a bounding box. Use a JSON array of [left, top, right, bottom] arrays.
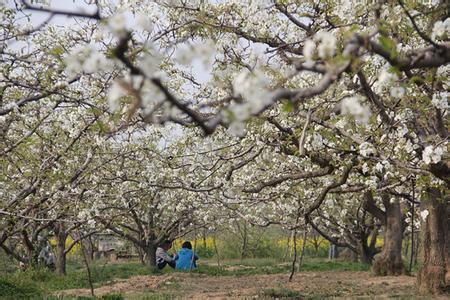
[[137, 246, 145, 265], [240, 222, 248, 261], [86, 235, 95, 262], [55, 235, 67, 275], [350, 249, 358, 262], [357, 229, 379, 264], [144, 243, 157, 268], [213, 234, 221, 267], [56, 247, 66, 275], [414, 232, 420, 265], [54, 223, 68, 275], [358, 242, 374, 264], [372, 197, 405, 275], [22, 232, 35, 267], [417, 188, 448, 294], [283, 231, 292, 261], [202, 228, 207, 251]]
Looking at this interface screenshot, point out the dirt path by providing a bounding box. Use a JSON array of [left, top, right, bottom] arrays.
[[55, 271, 427, 299]]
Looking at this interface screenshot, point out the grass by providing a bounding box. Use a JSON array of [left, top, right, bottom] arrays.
[[0, 257, 371, 298], [0, 260, 164, 297], [41, 295, 125, 300], [196, 257, 369, 276], [0, 276, 43, 298], [300, 260, 370, 272]]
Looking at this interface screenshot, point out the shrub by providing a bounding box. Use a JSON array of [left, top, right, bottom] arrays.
[[0, 276, 43, 298]]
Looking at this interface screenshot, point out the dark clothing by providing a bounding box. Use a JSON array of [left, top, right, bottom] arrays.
[[157, 260, 176, 270]]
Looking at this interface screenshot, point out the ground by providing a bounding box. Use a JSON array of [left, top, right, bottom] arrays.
[[3, 257, 447, 299], [56, 270, 420, 299]]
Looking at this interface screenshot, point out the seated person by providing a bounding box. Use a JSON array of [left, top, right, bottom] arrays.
[[175, 241, 199, 270], [156, 240, 176, 269]]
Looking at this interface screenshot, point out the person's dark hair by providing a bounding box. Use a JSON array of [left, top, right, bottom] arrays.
[[161, 240, 172, 248], [181, 241, 192, 249]]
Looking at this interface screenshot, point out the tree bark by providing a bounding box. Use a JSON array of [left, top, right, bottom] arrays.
[[356, 227, 379, 264], [359, 241, 375, 264], [417, 188, 448, 294], [239, 222, 248, 261], [213, 234, 221, 267], [22, 232, 35, 267], [350, 249, 358, 262], [54, 223, 68, 275], [55, 235, 67, 275], [202, 228, 207, 251], [372, 196, 405, 275], [85, 235, 95, 262], [144, 242, 157, 268]]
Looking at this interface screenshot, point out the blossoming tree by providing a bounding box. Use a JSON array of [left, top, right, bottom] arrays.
[[1, 0, 448, 294]]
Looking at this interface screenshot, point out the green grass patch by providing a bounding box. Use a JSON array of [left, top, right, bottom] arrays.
[[219, 257, 279, 267], [0, 276, 43, 298], [188, 263, 288, 276], [0, 261, 165, 295], [299, 260, 370, 272], [190, 259, 369, 276]]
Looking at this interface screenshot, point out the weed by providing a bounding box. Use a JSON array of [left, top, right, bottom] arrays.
[[0, 276, 43, 298]]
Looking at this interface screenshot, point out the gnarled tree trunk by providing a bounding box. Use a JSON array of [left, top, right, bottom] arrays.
[[417, 188, 448, 294], [55, 234, 67, 275], [372, 196, 405, 275], [144, 242, 157, 268], [359, 239, 376, 264]]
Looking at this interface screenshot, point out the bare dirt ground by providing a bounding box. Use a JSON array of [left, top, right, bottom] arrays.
[[52, 270, 436, 299]]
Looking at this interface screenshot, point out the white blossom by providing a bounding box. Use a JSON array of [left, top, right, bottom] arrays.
[[303, 39, 315, 61], [431, 91, 448, 111], [420, 209, 429, 221], [136, 12, 154, 32], [375, 162, 383, 172], [139, 53, 161, 78], [422, 145, 445, 165], [431, 18, 449, 41], [362, 163, 369, 174], [305, 133, 325, 151], [315, 31, 337, 59], [341, 96, 372, 124], [108, 12, 128, 37], [359, 142, 376, 157], [54, 81, 68, 89], [108, 80, 127, 112], [232, 69, 272, 114], [175, 39, 216, 67], [65, 45, 109, 77], [390, 86, 405, 98], [377, 68, 398, 92]]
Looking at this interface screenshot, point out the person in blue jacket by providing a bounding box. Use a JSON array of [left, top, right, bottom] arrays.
[[175, 241, 199, 270]]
